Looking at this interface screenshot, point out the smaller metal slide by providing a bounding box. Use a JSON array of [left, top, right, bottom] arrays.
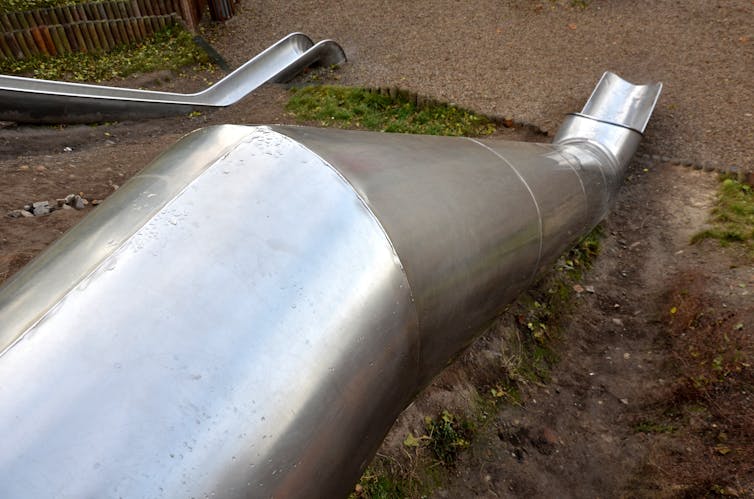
[[0, 33, 346, 124]]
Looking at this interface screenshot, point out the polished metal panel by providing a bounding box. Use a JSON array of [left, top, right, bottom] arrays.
[[0, 72, 660, 498], [0, 125, 254, 353], [0, 33, 346, 123], [272, 126, 542, 382], [0, 126, 419, 499]]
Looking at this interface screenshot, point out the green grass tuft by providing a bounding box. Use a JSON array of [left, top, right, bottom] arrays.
[[424, 410, 474, 466], [286, 85, 496, 137], [692, 177, 754, 255], [634, 420, 677, 434], [0, 25, 209, 82]]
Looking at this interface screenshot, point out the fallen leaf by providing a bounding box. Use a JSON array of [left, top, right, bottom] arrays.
[[403, 432, 421, 448], [568, 23, 577, 30], [715, 444, 732, 455], [573, 284, 585, 293]]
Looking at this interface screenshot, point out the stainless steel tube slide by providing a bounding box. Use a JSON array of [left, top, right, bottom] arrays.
[[0, 72, 660, 498], [0, 33, 346, 124]]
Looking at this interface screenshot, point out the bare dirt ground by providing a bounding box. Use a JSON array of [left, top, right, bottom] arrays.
[[1, 1, 753, 497]]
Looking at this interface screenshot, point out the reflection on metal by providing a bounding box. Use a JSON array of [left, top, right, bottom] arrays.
[[0, 32, 346, 124], [0, 72, 661, 498]]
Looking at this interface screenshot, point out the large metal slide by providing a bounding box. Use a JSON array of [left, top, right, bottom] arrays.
[[0, 72, 661, 498], [0, 32, 346, 124]]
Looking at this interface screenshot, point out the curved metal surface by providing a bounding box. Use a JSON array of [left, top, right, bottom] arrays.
[[0, 33, 346, 124], [0, 72, 660, 498], [0, 126, 420, 498]]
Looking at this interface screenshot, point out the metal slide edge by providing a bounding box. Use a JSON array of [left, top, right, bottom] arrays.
[[0, 32, 346, 123]]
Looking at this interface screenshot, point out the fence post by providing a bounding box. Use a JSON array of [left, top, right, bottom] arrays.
[[178, 0, 199, 31]]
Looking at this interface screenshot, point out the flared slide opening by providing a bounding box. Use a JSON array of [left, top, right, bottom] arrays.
[[575, 71, 662, 134]]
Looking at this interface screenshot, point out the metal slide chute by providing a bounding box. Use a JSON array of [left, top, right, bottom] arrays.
[[0, 32, 346, 123], [0, 72, 660, 498]]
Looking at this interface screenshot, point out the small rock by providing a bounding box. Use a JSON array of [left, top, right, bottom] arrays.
[[32, 201, 50, 215], [73, 195, 86, 210], [63, 146, 73, 153], [61, 204, 73, 210], [20, 210, 33, 218], [612, 318, 624, 327], [620, 398, 629, 405], [91, 199, 102, 206], [35, 165, 46, 172], [573, 284, 585, 293], [7, 210, 22, 218], [23, 204, 31, 211], [104, 139, 116, 146], [18, 165, 30, 171], [56, 199, 67, 207], [541, 427, 560, 445], [585, 285, 595, 293]]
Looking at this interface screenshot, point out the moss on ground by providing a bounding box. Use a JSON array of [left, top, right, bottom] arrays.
[[692, 176, 754, 256], [0, 25, 209, 82], [286, 85, 495, 137]]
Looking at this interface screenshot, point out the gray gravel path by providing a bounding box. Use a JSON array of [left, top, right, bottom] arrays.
[[214, 0, 753, 169]]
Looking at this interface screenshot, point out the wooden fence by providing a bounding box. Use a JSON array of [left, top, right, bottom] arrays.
[[0, 0, 239, 60]]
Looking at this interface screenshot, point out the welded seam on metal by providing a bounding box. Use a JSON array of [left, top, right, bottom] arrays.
[[568, 113, 644, 135], [557, 138, 611, 203], [276, 129, 424, 360], [553, 146, 590, 229], [467, 138, 544, 280]]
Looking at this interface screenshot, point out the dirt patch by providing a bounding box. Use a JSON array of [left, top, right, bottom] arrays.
[[403, 164, 754, 498]]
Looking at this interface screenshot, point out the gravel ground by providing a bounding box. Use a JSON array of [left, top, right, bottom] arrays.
[[211, 0, 753, 169]]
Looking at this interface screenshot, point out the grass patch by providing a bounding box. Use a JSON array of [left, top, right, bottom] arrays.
[[0, 0, 93, 14], [558, 224, 603, 279], [691, 176, 754, 256], [351, 455, 438, 499], [286, 85, 496, 137], [507, 226, 604, 384], [634, 420, 677, 434], [423, 411, 474, 466], [643, 272, 754, 494], [350, 410, 473, 498], [0, 25, 209, 82]]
